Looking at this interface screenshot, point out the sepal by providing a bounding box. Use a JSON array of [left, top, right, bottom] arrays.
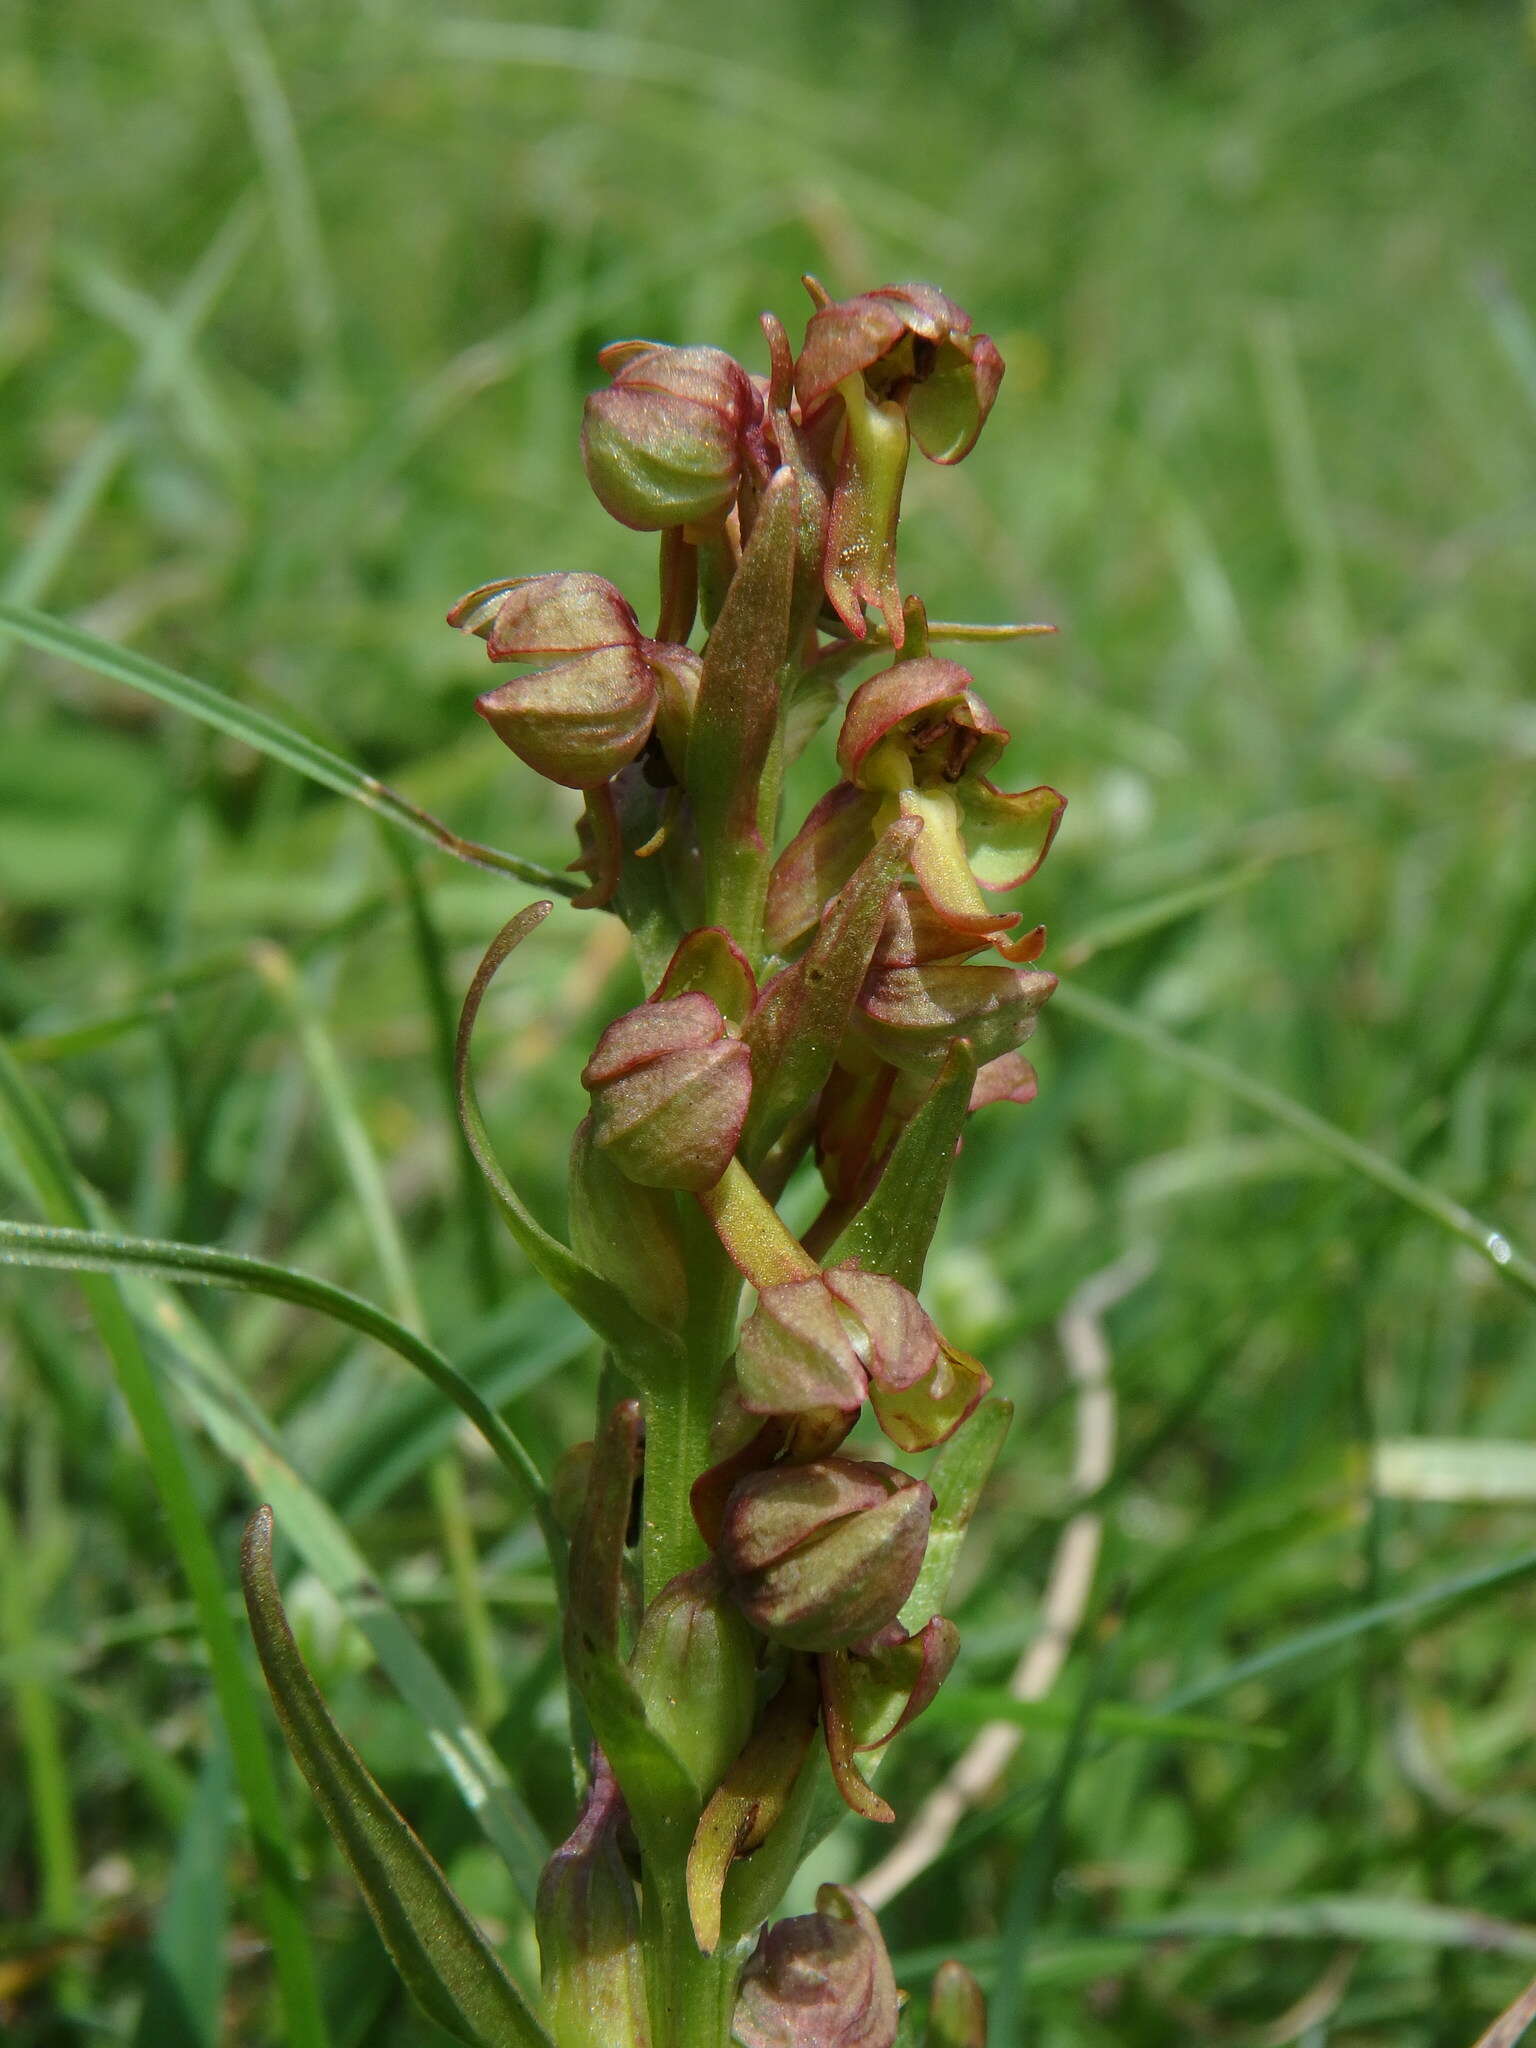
[[582, 992, 752, 1192], [581, 341, 758, 532], [568, 1116, 689, 1337], [535, 1751, 649, 2048], [733, 1883, 901, 2048], [718, 1457, 934, 1654], [820, 1616, 959, 1822], [628, 1564, 758, 1804], [686, 1658, 821, 1953]]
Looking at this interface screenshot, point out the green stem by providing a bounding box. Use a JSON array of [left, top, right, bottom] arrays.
[[639, 1206, 741, 1607], [642, 1857, 741, 2048]]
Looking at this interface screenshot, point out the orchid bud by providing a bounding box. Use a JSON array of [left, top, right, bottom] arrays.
[[718, 1457, 933, 1653], [535, 1755, 649, 2048], [736, 1266, 940, 1420], [734, 1883, 900, 2048], [582, 341, 758, 531], [925, 1961, 988, 2047], [448, 571, 664, 789], [628, 1564, 759, 1804], [582, 991, 752, 1192]]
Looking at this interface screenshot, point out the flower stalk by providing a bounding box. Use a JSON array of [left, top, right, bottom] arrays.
[[243, 275, 1064, 2048]]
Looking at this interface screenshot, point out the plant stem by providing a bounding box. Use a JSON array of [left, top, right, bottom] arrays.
[[634, 1210, 745, 2045], [640, 1205, 741, 1607], [642, 1862, 740, 2048]]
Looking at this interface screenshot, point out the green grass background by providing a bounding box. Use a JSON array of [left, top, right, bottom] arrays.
[[3, 0, 1536, 2041]]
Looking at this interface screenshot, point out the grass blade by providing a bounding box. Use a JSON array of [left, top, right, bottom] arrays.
[[131, 1741, 232, 2048], [0, 602, 577, 892], [0, 1214, 561, 1566], [0, 1046, 332, 2047], [1051, 979, 1536, 1301]]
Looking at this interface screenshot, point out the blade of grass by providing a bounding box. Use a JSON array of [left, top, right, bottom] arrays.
[[0, 202, 256, 619], [0, 1215, 562, 1566], [1159, 1541, 1536, 1712], [251, 936, 505, 1723], [0, 1046, 331, 2048], [922, 1689, 1283, 1751], [130, 1740, 232, 2048], [895, 1894, 1536, 1986], [0, 1485, 81, 1943], [204, 0, 336, 362], [0, 1077, 550, 1900], [1372, 1438, 1536, 1504], [0, 603, 578, 892], [381, 836, 499, 1311], [1051, 978, 1536, 1301], [989, 1632, 1114, 2047]]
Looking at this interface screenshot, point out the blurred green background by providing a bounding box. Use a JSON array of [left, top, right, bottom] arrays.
[[4, 0, 1536, 2041]]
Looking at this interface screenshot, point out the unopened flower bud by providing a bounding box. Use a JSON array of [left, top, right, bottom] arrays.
[[582, 992, 752, 1192], [536, 1755, 648, 2048], [925, 1960, 988, 2048], [718, 1457, 933, 1653], [736, 1266, 940, 1420], [448, 571, 667, 789], [628, 1564, 758, 1803], [734, 1883, 900, 2048], [582, 342, 758, 531]]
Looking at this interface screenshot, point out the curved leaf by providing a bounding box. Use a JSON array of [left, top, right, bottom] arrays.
[[0, 1217, 562, 1567], [0, 602, 576, 892], [454, 904, 683, 1376], [241, 1510, 550, 2048]]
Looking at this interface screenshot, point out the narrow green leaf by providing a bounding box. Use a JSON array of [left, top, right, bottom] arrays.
[[1051, 978, 1536, 1302], [829, 1042, 977, 1291], [0, 203, 255, 619], [240, 1509, 551, 2048], [900, 1397, 1012, 1633], [131, 1742, 232, 2048], [454, 904, 682, 1376], [922, 1689, 1284, 1751], [0, 1216, 562, 1570], [0, 1051, 550, 1896], [0, 1045, 331, 2048], [0, 602, 575, 891], [894, 1894, 1536, 1985], [113, 1277, 550, 1900]]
